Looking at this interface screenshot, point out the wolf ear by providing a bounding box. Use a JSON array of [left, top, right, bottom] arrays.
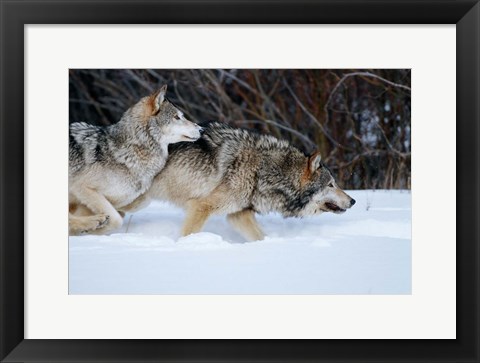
[[308, 152, 322, 173], [151, 85, 168, 115]]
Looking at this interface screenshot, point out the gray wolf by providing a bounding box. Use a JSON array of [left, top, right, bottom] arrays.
[[122, 122, 355, 241], [69, 85, 203, 235]]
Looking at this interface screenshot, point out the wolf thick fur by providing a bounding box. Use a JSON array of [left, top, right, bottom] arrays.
[[124, 122, 355, 241], [69, 85, 202, 235]]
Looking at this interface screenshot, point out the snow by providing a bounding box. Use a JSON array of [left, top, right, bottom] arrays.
[[69, 190, 411, 295]]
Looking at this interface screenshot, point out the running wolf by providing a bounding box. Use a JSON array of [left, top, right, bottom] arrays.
[[122, 122, 356, 241], [69, 85, 203, 235]]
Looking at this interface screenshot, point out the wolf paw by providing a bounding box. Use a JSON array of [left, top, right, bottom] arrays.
[[96, 214, 110, 229], [79, 214, 110, 234]]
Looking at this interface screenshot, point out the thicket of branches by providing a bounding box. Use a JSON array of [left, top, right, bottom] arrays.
[[69, 69, 411, 190]]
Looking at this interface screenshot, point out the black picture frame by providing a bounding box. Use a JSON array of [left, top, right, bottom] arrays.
[[1, 1, 478, 362]]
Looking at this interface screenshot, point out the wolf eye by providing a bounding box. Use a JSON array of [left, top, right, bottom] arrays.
[[174, 115, 180, 120], [328, 183, 334, 188]]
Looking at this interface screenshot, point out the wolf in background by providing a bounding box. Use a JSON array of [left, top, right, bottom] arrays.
[[122, 122, 355, 241], [69, 85, 203, 235]]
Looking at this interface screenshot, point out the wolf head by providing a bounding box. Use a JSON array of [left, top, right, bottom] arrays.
[[297, 152, 356, 216], [122, 85, 203, 145]]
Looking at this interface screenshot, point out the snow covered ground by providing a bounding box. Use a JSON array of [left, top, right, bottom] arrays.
[[69, 190, 411, 295]]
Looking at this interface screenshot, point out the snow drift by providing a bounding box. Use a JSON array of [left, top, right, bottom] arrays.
[[69, 190, 411, 294]]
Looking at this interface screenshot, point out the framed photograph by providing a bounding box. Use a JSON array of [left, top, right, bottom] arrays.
[[1, 1, 478, 362]]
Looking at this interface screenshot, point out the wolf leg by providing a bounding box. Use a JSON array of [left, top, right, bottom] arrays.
[[70, 187, 123, 235], [227, 209, 265, 241], [181, 185, 233, 237], [69, 213, 110, 236], [181, 199, 214, 236], [118, 193, 151, 214]]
